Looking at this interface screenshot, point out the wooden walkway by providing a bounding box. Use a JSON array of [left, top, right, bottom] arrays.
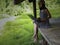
[[39, 18, 60, 45]]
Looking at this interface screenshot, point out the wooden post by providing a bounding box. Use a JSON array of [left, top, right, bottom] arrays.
[[28, 0, 37, 19], [33, 0, 37, 19]]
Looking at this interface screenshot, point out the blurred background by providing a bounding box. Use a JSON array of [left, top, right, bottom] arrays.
[[0, 0, 60, 45]]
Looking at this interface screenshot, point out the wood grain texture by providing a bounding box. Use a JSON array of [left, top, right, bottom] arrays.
[[39, 18, 60, 45]]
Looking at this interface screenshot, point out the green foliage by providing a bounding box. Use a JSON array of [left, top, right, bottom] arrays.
[[49, 8, 60, 18], [0, 0, 60, 17], [0, 0, 33, 16], [45, 0, 60, 8], [56, 0, 60, 5], [0, 15, 41, 45]]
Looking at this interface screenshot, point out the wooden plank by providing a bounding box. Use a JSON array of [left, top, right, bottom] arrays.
[[39, 18, 60, 45]]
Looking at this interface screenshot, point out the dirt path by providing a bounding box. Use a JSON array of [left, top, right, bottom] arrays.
[[0, 16, 16, 30]]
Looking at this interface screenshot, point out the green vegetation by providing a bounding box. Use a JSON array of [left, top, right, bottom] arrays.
[[0, 0, 33, 16], [0, 15, 41, 45], [0, 0, 60, 45], [0, 0, 60, 16]]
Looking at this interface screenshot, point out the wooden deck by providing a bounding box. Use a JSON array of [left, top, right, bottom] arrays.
[[39, 18, 60, 45]]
